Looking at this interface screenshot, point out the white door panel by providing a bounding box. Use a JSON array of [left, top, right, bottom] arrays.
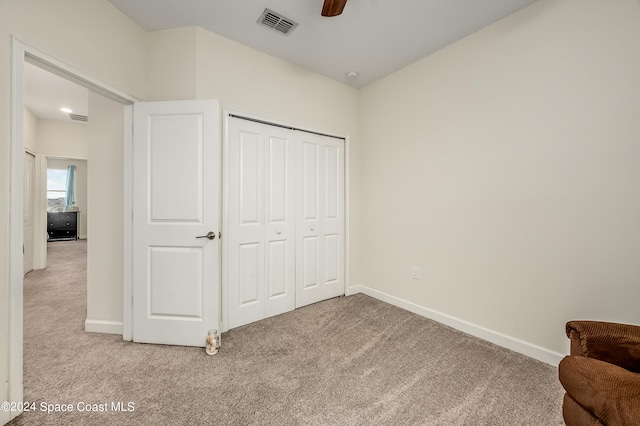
[[229, 125, 265, 327], [264, 131, 296, 317], [302, 142, 319, 221], [236, 241, 264, 328], [302, 236, 319, 289], [228, 118, 296, 328], [325, 233, 339, 283], [296, 133, 345, 308], [324, 145, 340, 220], [268, 136, 288, 221], [149, 246, 203, 317], [227, 116, 343, 328], [239, 131, 262, 225], [322, 142, 345, 300], [133, 100, 220, 347], [149, 115, 204, 221], [267, 240, 287, 297]]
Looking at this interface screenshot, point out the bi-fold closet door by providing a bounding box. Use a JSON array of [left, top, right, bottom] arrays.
[[227, 117, 345, 329]]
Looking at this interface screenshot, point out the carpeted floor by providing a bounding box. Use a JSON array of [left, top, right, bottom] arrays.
[[12, 239, 565, 425]]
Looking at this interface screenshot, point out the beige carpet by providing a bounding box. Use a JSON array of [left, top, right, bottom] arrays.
[[12, 240, 565, 425]]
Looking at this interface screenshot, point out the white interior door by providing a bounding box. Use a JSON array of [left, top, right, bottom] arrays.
[[132, 100, 220, 346], [296, 132, 345, 307], [23, 151, 35, 274], [226, 116, 345, 329], [227, 117, 296, 329]]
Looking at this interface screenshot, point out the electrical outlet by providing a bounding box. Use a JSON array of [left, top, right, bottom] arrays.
[[412, 266, 421, 280]]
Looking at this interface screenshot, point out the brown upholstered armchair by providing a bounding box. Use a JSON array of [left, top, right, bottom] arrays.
[[559, 321, 640, 426]]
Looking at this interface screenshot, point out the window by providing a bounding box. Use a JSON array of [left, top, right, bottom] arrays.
[[47, 168, 67, 209]]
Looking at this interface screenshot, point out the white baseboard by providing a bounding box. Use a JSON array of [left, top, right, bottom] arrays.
[[346, 284, 364, 296], [352, 285, 563, 366], [85, 319, 123, 335]]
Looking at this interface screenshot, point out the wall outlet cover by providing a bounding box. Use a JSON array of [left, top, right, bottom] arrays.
[[412, 266, 421, 280]]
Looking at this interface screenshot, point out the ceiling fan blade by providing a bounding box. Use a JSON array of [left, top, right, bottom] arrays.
[[322, 0, 348, 17]]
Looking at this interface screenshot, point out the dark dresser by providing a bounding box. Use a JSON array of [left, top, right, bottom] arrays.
[[47, 211, 78, 241]]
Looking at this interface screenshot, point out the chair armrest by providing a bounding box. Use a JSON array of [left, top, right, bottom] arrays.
[[559, 356, 640, 426], [566, 321, 640, 372]]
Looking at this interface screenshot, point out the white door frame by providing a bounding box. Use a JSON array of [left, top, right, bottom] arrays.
[[221, 108, 352, 332], [25, 147, 46, 271], [8, 38, 138, 418], [23, 149, 36, 275]]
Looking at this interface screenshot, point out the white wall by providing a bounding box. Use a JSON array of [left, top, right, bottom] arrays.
[[36, 120, 88, 158], [146, 27, 198, 101], [359, 0, 640, 360], [23, 108, 37, 152], [194, 28, 359, 137], [0, 0, 146, 420], [85, 92, 125, 332], [47, 158, 88, 239]]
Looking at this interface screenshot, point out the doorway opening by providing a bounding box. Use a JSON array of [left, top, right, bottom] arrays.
[[24, 60, 90, 269], [8, 39, 137, 419]]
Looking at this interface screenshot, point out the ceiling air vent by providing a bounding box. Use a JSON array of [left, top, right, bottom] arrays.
[[258, 9, 298, 35], [69, 113, 88, 122]]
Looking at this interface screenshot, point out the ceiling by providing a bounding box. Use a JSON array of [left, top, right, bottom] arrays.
[[25, 0, 540, 124], [24, 62, 89, 124], [109, 0, 539, 88]]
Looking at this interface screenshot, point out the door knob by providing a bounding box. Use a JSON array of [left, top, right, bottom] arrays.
[[196, 231, 216, 240]]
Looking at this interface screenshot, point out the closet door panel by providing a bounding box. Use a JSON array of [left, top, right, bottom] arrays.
[[228, 117, 296, 328], [324, 145, 339, 220], [228, 116, 344, 326], [239, 133, 261, 225], [228, 124, 265, 328], [324, 234, 339, 284], [322, 140, 345, 300], [296, 133, 345, 307], [267, 240, 287, 297], [238, 242, 262, 306], [264, 133, 296, 317], [268, 137, 288, 222], [302, 142, 320, 221], [296, 137, 324, 307], [302, 236, 319, 289]]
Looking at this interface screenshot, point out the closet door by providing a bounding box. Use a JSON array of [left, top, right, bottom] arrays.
[[296, 132, 345, 308], [227, 118, 296, 328]]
